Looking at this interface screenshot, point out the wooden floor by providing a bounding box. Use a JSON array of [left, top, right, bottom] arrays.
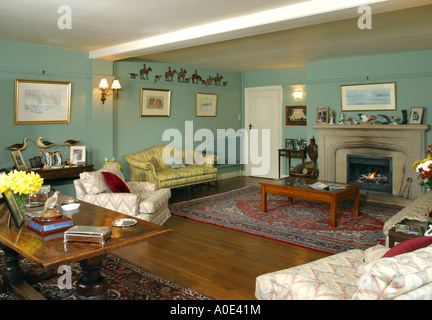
[[113, 176, 331, 300]]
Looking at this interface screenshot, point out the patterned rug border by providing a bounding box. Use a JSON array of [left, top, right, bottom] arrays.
[[0, 252, 214, 300], [169, 185, 403, 254]]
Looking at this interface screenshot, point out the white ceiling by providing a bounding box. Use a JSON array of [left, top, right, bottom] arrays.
[[1, 0, 432, 71]]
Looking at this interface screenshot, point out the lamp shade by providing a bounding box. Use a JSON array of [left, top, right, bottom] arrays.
[[99, 78, 109, 89], [111, 79, 122, 90]]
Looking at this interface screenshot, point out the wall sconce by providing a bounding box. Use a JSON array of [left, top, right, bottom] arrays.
[[99, 78, 122, 104], [293, 90, 304, 101]]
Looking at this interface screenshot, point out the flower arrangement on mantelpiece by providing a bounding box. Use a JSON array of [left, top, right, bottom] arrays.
[[0, 170, 44, 210], [412, 144, 432, 191]]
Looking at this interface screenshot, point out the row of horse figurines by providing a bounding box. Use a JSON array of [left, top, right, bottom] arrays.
[[130, 65, 228, 86]]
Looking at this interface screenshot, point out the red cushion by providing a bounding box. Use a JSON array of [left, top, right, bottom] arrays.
[[383, 236, 432, 258], [102, 172, 130, 193]]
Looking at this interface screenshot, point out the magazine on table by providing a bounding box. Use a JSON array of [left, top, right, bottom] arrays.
[[308, 182, 346, 190]]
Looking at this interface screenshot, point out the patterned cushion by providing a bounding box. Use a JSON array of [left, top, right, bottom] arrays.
[[353, 246, 432, 300], [79, 163, 126, 195], [102, 172, 130, 193], [79, 171, 109, 194]]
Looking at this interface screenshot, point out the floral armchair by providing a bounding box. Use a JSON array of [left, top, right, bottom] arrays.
[[74, 163, 171, 225]]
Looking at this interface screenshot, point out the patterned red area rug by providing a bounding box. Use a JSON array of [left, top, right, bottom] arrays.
[[0, 254, 213, 300], [170, 185, 403, 254]]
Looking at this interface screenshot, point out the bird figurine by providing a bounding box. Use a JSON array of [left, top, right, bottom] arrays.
[[6, 137, 28, 151], [44, 191, 60, 211], [36, 137, 56, 148], [60, 139, 80, 146]]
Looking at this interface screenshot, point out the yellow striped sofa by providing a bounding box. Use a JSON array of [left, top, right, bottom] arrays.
[[125, 145, 218, 189]]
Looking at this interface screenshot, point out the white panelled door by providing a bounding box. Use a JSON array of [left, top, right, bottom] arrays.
[[244, 86, 282, 179]]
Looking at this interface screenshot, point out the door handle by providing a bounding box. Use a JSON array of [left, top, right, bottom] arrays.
[[249, 124, 253, 130]]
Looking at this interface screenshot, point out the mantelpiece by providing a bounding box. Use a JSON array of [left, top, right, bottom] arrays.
[[311, 124, 430, 198]]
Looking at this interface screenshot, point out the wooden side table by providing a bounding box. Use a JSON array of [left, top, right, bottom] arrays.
[[35, 164, 94, 182], [388, 229, 420, 248], [278, 149, 305, 178]]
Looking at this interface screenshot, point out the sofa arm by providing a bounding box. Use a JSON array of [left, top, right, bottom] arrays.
[[126, 181, 157, 193], [81, 193, 139, 216], [125, 157, 159, 183], [74, 179, 87, 200]]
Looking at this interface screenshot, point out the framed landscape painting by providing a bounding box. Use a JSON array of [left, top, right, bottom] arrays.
[[15, 79, 71, 124], [341, 82, 396, 111]]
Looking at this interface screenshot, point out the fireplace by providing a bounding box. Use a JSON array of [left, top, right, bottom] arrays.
[[311, 124, 430, 199], [347, 155, 392, 194]]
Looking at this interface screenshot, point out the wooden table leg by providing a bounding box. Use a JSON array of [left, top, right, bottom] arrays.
[[75, 254, 107, 300], [0, 243, 47, 300], [330, 199, 337, 228], [353, 189, 360, 218], [261, 187, 267, 212]]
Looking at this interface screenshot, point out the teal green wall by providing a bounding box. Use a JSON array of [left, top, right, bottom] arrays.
[[1, 38, 431, 195], [113, 60, 243, 179], [244, 50, 432, 176], [306, 50, 432, 146]]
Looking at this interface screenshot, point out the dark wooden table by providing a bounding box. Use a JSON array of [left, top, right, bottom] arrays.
[[35, 164, 94, 182], [278, 149, 306, 178], [0, 194, 171, 300], [260, 177, 361, 228]]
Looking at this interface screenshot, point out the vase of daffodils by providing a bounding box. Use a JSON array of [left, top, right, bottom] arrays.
[[412, 144, 432, 191], [0, 170, 44, 211]]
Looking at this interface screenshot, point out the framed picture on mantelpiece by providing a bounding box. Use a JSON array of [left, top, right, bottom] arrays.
[[409, 107, 424, 124], [316, 106, 329, 124]]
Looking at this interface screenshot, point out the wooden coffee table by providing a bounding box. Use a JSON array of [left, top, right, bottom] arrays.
[[0, 194, 171, 300], [260, 177, 361, 227]]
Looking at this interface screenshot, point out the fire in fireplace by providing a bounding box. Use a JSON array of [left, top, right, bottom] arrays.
[[347, 155, 392, 194]]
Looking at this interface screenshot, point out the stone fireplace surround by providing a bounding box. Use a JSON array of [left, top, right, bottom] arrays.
[[311, 124, 430, 199]]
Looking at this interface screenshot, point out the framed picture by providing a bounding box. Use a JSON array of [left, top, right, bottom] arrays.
[[341, 82, 396, 111], [15, 79, 71, 124], [409, 107, 424, 124], [10, 150, 26, 170], [2, 188, 25, 228], [69, 146, 86, 165], [196, 93, 217, 117], [140, 88, 171, 117], [317, 106, 329, 124], [285, 139, 294, 150], [286, 106, 307, 126]]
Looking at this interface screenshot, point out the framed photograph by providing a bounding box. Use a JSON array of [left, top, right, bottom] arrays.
[[140, 88, 171, 117], [15, 79, 71, 124], [409, 107, 424, 124], [286, 106, 307, 126], [285, 139, 294, 150], [317, 106, 329, 124], [10, 150, 26, 170], [69, 146, 86, 165], [2, 188, 25, 228], [196, 93, 217, 117], [341, 82, 396, 111]]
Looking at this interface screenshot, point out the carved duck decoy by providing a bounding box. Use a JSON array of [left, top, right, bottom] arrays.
[[36, 137, 56, 148], [60, 139, 80, 146], [6, 137, 28, 151]]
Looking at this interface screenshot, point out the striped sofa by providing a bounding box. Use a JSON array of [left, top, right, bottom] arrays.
[[125, 145, 218, 190], [256, 241, 432, 300], [74, 163, 171, 225]]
